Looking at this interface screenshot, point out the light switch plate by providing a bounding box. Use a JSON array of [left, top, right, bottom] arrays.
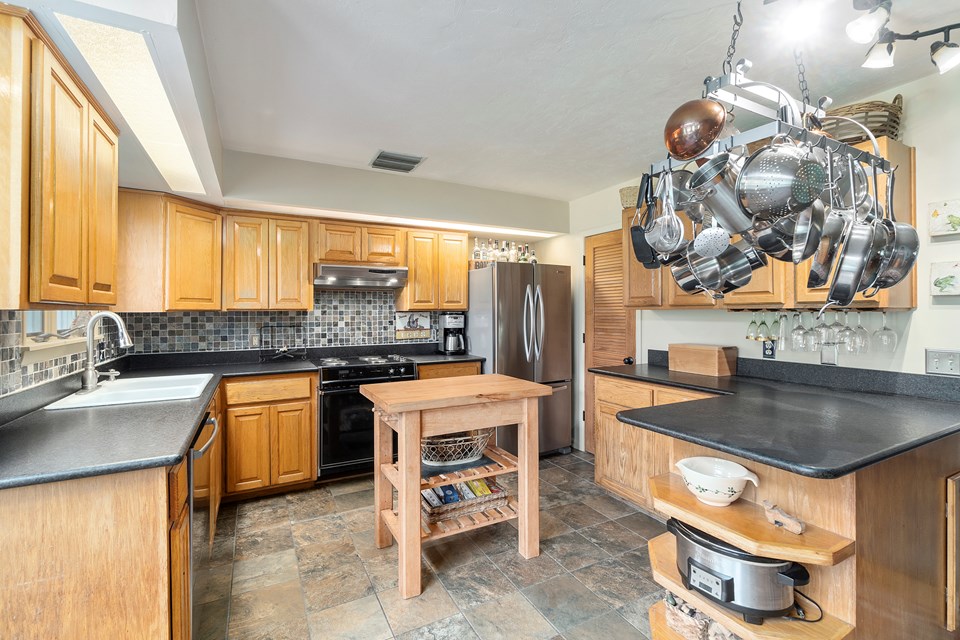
[[926, 349, 960, 376]]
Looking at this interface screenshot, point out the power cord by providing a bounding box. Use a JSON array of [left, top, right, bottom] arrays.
[[785, 589, 824, 623]]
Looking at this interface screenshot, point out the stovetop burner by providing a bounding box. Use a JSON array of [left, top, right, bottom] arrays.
[[318, 357, 348, 366], [314, 354, 412, 368]]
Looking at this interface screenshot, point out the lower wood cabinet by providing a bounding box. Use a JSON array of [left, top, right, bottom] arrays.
[[169, 501, 191, 640], [223, 373, 318, 495], [593, 375, 714, 510], [416, 360, 482, 380]]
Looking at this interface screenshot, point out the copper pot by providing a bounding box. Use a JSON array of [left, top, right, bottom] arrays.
[[664, 99, 727, 161]]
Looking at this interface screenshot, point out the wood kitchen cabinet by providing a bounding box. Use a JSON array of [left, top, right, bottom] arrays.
[[316, 222, 406, 266], [416, 361, 482, 379], [166, 202, 222, 311], [721, 256, 794, 308], [316, 222, 362, 262], [26, 33, 120, 307], [169, 501, 190, 640], [362, 226, 405, 265], [593, 375, 714, 510], [223, 373, 318, 496], [396, 230, 469, 311], [222, 214, 311, 310], [622, 209, 661, 308]]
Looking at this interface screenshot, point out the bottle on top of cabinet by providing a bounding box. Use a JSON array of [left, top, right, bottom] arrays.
[[508, 242, 518, 263], [529, 249, 538, 264]]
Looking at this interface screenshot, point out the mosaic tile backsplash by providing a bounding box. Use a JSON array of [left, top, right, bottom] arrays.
[[0, 291, 439, 398]]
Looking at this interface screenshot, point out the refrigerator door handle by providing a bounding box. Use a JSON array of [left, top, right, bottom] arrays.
[[523, 285, 534, 362], [534, 284, 545, 360]]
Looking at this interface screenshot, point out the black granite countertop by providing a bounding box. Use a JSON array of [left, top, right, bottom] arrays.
[[590, 364, 960, 479], [0, 360, 319, 490]]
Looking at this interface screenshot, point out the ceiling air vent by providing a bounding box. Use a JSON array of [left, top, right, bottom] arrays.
[[371, 150, 424, 173]]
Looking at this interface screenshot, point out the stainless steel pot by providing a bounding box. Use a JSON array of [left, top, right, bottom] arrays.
[[668, 519, 808, 624], [807, 209, 848, 288], [791, 199, 826, 264], [715, 244, 754, 292], [688, 154, 753, 234], [744, 216, 795, 263], [828, 218, 876, 307], [869, 167, 919, 292]]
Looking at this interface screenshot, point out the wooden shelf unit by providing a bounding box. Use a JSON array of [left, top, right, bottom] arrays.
[[648, 600, 685, 640], [648, 533, 854, 640], [649, 473, 855, 567]]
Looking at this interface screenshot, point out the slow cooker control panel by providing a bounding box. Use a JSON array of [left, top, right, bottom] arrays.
[[688, 559, 733, 602]]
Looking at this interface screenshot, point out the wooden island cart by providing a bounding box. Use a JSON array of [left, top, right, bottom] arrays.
[[360, 374, 552, 598]]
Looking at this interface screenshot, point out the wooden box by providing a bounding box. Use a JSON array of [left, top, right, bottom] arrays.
[[668, 344, 738, 377]]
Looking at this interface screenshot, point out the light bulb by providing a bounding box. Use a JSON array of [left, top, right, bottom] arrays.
[[862, 40, 896, 68], [845, 5, 890, 44], [931, 41, 960, 74]]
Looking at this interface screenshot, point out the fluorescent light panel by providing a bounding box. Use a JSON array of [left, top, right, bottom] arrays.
[[57, 14, 205, 195]]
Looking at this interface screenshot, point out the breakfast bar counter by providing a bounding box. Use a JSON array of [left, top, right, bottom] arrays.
[[360, 373, 552, 598]]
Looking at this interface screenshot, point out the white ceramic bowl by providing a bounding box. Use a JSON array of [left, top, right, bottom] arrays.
[[675, 456, 759, 507]]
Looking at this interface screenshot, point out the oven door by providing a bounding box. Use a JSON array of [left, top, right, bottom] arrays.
[[319, 387, 376, 477]]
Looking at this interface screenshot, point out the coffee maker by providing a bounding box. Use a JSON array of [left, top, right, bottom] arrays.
[[438, 312, 466, 355]]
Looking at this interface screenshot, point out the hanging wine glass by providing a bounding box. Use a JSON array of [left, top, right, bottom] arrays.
[[805, 313, 822, 352], [757, 313, 770, 342], [790, 312, 806, 352], [873, 311, 898, 353], [829, 311, 845, 345], [854, 311, 871, 354], [746, 312, 759, 341], [814, 311, 831, 346], [837, 311, 856, 352], [775, 313, 789, 347]]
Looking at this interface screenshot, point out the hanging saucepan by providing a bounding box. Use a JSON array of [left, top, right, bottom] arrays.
[[735, 134, 828, 221], [630, 173, 660, 269], [672, 169, 707, 223], [744, 215, 795, 262], [714, 244, 754, 292], [791, 199, 826, 264], [807, 148, 852, 288], [687, 153, 753, 234], [857, 160, 893, 292], [868, 168, 919, 291], [733, 237, 768, 271], [664, 99, 728, 161], [827, 157, 879, 307]]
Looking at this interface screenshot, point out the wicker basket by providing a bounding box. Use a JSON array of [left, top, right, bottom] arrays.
[[619, 185, 641, 209], [822, 94, 902, 143], [421, 429, 494, 466], [420, 480, 508, 523]]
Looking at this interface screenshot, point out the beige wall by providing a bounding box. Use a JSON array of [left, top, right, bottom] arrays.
[[548, 71, 960, 450]]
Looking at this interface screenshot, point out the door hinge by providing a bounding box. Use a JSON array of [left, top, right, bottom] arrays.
[[582, 254, 586, 266]]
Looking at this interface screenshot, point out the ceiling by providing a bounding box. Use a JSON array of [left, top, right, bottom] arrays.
[[194, 0, 957, 201]]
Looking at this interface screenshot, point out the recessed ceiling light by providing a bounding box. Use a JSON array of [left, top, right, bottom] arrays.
[[57, 13, 205, 195]]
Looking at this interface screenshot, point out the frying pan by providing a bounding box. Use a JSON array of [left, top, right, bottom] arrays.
[[629, 174, 659, 268], [866, 167, 919, 292]]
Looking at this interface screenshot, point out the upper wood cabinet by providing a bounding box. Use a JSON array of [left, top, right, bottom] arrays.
[[722, 256, 794, 308], [397, 231, 439, 310], [362, 226, 405, 265], [223, 214, 311, 310], [166, 202, 222, 311], [86, 109, 119, 305], [317, 223, 362, 262], [438, 232, 468, 309]]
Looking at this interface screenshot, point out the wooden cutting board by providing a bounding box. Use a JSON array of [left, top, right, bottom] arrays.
[[668, 344, 738, 377]]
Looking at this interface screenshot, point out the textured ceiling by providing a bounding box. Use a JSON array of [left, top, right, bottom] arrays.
[[196, 0, 957, 201]]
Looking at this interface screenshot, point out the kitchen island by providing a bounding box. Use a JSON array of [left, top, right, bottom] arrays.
[[590, 364, 960, 640]]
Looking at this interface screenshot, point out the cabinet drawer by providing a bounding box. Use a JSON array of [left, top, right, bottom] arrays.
[[595, 376, 654, 409], [168, 459, 188, 521], [417, 361, 481, 380], [224, 375, 313, 405]]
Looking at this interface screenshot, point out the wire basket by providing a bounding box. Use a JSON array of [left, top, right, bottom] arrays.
[[822, 94, 902, 143], [421, 429, 494, 466]]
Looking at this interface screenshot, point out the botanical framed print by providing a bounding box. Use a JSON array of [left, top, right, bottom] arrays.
[[931, 262, 960, 296], [929, 199, 960, 237]]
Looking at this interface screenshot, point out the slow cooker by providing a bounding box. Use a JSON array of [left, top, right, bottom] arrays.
[[667, 518, 810, 624]]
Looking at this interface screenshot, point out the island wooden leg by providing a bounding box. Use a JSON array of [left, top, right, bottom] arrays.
[[397, 410, 423, 598], [373, 410, 394, 549], [517, 397, 540, 558]]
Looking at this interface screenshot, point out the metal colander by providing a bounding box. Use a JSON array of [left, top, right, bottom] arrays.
[[421, 429, 494, 466], [736, 136, 827, 220]]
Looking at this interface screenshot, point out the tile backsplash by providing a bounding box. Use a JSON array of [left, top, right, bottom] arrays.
[[0, 291, 439, 398]]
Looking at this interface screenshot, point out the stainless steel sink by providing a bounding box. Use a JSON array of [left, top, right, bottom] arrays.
[[45, 374, 214, 410]]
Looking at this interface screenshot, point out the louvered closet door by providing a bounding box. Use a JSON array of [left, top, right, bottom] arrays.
[[584, 229, 636, 453]]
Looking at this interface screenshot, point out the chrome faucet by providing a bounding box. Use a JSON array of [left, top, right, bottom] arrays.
[[79, 311, 134, 393]]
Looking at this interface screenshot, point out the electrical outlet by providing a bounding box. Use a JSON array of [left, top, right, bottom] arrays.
[[926, 349, 960, 376], [762, 340, 777, 359], [249, 333, 260, 348]]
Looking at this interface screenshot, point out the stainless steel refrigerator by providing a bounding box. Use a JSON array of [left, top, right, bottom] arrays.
[[467, 262, 573, 455]]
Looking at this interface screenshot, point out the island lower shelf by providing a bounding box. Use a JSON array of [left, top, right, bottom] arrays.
[[648, 533, 855, 640]]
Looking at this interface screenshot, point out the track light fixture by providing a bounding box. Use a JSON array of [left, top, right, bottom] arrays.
[[846, 1, 960, 74]]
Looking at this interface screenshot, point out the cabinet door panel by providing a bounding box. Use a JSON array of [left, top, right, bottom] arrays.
[[87, 109, 118, 304], [721, 259, 792, 308], [169, 502, 190, 640], [269, 218, 311, 310], [225, 406, 271, 493], [397, 231, 438, 310], [270, 400, 314, 485], [223, 215, 268, 309], [318, 223, 361, 262], [362, 227, 404, 265], [192, 420, 215, 499], [166, 203, 222, 310], [31, 42, 88, 304], [438, 232, 468, 309]]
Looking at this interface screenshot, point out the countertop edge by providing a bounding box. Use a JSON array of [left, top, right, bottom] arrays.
[[588, 367, 735, 396]]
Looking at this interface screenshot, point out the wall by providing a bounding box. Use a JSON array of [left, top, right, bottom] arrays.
[[0, 290, 438, 398]]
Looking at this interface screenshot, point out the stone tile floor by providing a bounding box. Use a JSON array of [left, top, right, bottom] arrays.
[[198, 449, 668, 640]]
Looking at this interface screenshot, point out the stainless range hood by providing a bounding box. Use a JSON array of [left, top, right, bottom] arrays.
[[313, 264, 408, 290]]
